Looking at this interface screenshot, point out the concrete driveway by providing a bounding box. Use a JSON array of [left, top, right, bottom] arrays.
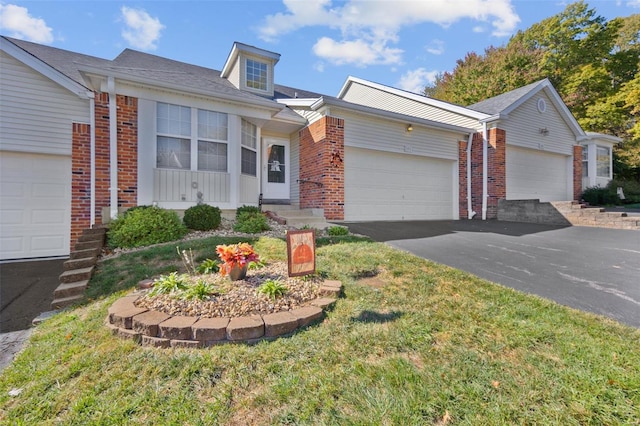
[[344, 220, 640, 328]]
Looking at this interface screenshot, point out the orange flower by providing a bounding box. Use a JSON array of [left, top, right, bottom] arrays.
[[216, 243, 259, 275]]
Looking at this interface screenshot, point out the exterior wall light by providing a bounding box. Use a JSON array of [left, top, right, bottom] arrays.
[[407, 124, 413, 132]]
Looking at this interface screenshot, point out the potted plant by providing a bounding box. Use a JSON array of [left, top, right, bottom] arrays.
[[215, 242, 259, 281]]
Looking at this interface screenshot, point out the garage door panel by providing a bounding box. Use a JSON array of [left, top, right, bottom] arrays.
[[507, 147, 569, 202], [345, 147, 454, 221], [1, 152, 71, 260]]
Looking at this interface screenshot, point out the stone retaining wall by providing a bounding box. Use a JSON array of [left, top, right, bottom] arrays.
[[106, 280, 342, 347]]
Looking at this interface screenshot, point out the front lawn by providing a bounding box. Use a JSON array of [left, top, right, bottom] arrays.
[[1, 236, 638, 424]]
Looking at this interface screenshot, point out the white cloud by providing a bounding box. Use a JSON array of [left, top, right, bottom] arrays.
[[259, 0, 520, 67], [396, 68, 439, 94], [426, 39, 445, 55], [313, 36, 403, 66], [628, 0, 640, 8], [473, 26, 485, 33], [0, 4, 53, 43], [120, 6, 164, 51]]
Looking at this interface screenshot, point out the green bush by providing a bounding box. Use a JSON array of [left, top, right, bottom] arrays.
[[183, 204, 221, 231], [236, 205, 261, 218], [327, 225, 349, 236], [233, 211, 270, 234], [108, 206, 187, 248], [581, 186, 619, 206], [607, 179, 640, 204]]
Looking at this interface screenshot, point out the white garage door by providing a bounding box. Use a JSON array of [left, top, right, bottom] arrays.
[[506, 146, 570, 202], [1, 151, 71, 260], [344, 147, 455, 221]]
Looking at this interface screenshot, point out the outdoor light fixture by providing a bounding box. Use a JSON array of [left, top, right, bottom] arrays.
[[407, 124, 413, 132], [539, 127, 549, 136]]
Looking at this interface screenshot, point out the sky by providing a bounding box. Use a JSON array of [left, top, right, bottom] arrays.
[[1, 0, 638, 96]]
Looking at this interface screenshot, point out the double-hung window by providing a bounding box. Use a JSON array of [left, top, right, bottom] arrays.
[[241, 119, 257, 176], [596, 146, 610, 178], [246, 58, 267, 91], [582, 147, 589, 178], [156, 102, 228, 172]]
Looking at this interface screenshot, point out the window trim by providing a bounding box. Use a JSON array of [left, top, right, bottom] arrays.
[[241, 119, 258, 176], [596, 145, 611, 179], [245, 58, 269, 92]]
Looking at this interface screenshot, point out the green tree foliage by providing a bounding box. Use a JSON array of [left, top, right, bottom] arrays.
[[425, 2, 639, 179]]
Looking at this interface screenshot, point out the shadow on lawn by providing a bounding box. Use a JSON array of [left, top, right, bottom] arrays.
[[352, 310, 404, 324]]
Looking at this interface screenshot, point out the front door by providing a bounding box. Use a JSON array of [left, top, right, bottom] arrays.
[[262, 138, 290, 201]]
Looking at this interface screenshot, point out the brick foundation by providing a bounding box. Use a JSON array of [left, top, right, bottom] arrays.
[[298, 116, 345, 220]]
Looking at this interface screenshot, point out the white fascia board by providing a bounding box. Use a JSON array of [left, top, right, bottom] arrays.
[[77, 64, 284, 114], [313, 96, 474, 136], [276, 98, 319, 107], [584, 132, 622, 144], [337, 76, 490, 121], [1, 38, 93, 99]]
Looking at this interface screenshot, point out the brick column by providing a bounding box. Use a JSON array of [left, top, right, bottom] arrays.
[[486, 128, 506, 219], [298, 116, 345, 220], [95, 93, 110, 221], [458, 140, 468, 219], [573, 145, 582, 201], [71, 123, 91, 249], [470, 132, 484, 218]]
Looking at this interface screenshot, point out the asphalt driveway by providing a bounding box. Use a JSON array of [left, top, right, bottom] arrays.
[[344, 220, 640, 328]]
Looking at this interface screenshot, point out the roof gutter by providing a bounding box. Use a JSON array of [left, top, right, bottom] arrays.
[[108, 76, 118, 220], [482, 123, 488, 221]]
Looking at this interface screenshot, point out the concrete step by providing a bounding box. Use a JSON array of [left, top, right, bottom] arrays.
[[63, 257, 96, 271], [51, 294, 85, 310], [285, 216, 330, 229], [54, 280, 89, 299], [70, 247, 100, 260], [274, 208, 324, 218], [59, 266, 94, 284]]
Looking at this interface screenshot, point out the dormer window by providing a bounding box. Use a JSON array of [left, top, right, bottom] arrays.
[[246, 59, 268, 91]]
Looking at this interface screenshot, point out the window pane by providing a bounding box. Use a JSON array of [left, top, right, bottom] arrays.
[[157, 103, 190, 136], [596, 146, 610, 178], [241, 119, 257, 149], [241, 147, 257, 176], [267, 144, 285, 183], [198, 110, 227, 141], [157, 136, 190, 169], [246, 59, 267, 91], [198, 141, 227, 172]]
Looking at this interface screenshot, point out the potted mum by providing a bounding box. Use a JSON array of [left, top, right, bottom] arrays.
[[216, 242, 259, 281]]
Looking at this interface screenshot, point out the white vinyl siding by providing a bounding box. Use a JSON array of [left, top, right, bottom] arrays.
[[338, 109, 460, 161], [340, 81, 479, 130], [506, 146, 571, 202], [1, 152, 71, 259], [500, 91, 575, 156], [153, 169, 230, 203], [0, 51, 89, 155], [345, 147, 455, 221]]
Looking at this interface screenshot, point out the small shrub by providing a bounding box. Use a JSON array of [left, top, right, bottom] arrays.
[[257, 279, 288, 299], [184, 279, 219, 301], [108, 207, 187, 248], [149, 272, 189, 296], [234, 211, 270, 233], [124, 205, 153, 216], [327, 225, 349, 236], [581, 186, 619, 206], [183, 204, 221, 231], [607, 179, 640, 204], [236, 205, 261, 218], [196, 258, 219, 274]]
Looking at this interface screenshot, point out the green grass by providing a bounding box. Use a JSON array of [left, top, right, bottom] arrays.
[[1, 237, 639, 424]]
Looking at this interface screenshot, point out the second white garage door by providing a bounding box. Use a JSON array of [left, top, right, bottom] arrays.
[[506, 146, 571, 202], [344, 147, 455, 221], [0, 151, 71, 260]]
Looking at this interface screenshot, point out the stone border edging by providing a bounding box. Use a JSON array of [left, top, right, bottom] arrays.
[[106, 280, 342, 347]]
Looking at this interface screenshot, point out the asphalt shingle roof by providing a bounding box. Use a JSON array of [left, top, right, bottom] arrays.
[[467, 79, 547, 115]]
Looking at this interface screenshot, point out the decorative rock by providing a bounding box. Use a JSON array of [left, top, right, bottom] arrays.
[[116, 327, 141, 343], [108, 295, 140, 322], [323, 280, 342, 289], [111, 306, 148, 329], [138, 279, 154, 290], [132, 310, 171, 337], [192, 317, 229, 342], [227, 316, 264, 341], [310, 297, 336, 309], [170, 339, 202, 348], [263, 311, 299, 337], [159, 316, 198, 340], [319, 285, 341, 297], [291, 306, 324, 327]]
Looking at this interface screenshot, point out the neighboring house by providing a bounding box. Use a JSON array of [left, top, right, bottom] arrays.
[[0, 36, 616, 261]]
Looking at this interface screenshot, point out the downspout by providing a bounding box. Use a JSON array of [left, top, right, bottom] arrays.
[[466, 133, 475, 219], [108, 77, 118, 220], [89, 94, 96, 227], [482, 122, 488, 220]]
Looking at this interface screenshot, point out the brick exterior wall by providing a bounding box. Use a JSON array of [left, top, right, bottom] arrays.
[[459, 129, 506, 220], [573, 145, 582, 201], [95, 93, 111, 220], [486, 128, 506, 219], [298, 116, 345, 220], [116, 95, 138, 207], [71, 123, 91, 249]]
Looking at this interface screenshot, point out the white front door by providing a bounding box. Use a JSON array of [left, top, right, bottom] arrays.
[[262, 138, 290, 201]]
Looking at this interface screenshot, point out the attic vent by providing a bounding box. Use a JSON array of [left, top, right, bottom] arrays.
[[537, 98, 547, 113]]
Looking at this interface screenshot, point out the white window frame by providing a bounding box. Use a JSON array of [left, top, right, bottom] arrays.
[[241, 119, 257, 176], [582, 146, 589, 178], [596, 145, 611, 179], [245, 58, 268, 92], [156, 102, 228, 173]]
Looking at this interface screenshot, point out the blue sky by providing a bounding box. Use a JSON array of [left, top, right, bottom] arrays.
[[1, 0, 638, 96]]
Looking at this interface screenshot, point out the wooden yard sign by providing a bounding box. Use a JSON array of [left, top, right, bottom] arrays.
[[286, 229, 316, 277]]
